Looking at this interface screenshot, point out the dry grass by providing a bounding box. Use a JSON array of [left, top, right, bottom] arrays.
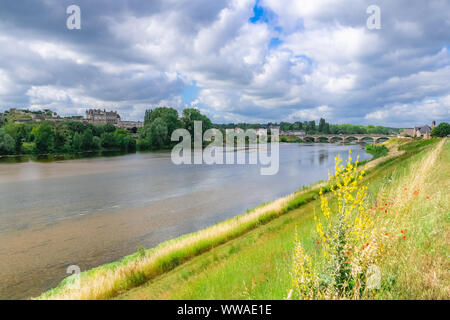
[[372, 139, 449, 299]]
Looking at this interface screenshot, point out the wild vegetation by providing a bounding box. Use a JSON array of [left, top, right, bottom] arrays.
[[364, 144, 389, 160]]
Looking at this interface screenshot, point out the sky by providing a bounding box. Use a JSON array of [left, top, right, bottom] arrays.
[[0, 0, 449, 127]]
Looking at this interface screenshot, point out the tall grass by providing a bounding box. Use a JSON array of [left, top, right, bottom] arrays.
[[373, 138, 449, 299], [290, 138, 447, 300]]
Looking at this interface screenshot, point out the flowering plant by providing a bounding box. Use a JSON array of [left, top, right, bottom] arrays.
[[292, 151, 382, 299]]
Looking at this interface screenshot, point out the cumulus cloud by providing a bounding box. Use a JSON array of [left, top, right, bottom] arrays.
[[287, 105, 333, 121], [365, 95, 450, 127], [0, 0, 449, 126]]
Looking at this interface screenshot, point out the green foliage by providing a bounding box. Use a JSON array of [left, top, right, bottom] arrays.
[[72, 132, 82, 152], [431, 122, 450, 137], [100, 132, 116, 149], [21, 142, 35, 154], [137, 246, 146, 259], [144, 107, 180, 134], [148, 117, 169, 148], [0, 118, 140, 156], [365, 144, 389, 159], [33, 122, 55, 154], [0, 128, 15, 155], [81, 129, 97, 151], [138, 107, 212, 151], [318, 118, 330, 134], [181, 108, 212, 136]]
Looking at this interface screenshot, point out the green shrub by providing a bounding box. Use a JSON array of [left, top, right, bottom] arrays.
[[431, 122, 450, 137], [365, 144, 388, 159], [21, 142, 35, 154]]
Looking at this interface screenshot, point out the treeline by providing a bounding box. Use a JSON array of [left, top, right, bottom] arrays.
[[0, 121, 136, 155], [0, 107, 214, 155], [215, 118, 397, 135]]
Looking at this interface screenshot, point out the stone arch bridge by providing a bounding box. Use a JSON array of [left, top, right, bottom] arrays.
[[289, 134, 393, 143]]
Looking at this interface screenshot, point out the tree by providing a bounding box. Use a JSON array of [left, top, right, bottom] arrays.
[[3, 122, 27, 153], [292, 122, 302, 131], [81, 129, 96, 151], [148, 117, 169, 148], [101, 132, 117, 149], [318, 118, 326, 133], [33, 122, 55, 154], [306, 120, 316, 133], [280, 122, 292, 132], [144, 107, 180, 135], [181, 108, 212, 136], [72, 132, 82, 152], [431, 122, 450, 137], [119, 134, 136, 152], [93, 136, 102, 150], [103, 123, 116, 133], [54, 125, 71, 153], [0, 128, 15, 155]]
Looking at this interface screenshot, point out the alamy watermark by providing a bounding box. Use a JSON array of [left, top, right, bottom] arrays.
[[366, 5, 381, 30], [66, 5, 81, 30], [66, 265, 81, 290], [170, 121, 280, 175], [366, 264, 381, 290]]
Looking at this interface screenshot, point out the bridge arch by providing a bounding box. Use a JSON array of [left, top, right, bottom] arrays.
[[329, 136, 344, 143], [303, 136, 316, 143], [360, 136, 375, 143], [317, 136, 330, 143], [374, 136, 389, 143], [344, 136, 359, 143]]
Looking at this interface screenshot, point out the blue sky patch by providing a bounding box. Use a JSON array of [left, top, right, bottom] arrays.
[[269, 37, 282, 49], [182, 82, 200, 105], [249, 0, 273, 24]]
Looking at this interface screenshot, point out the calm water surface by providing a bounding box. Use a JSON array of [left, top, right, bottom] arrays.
[[0, 143, 371, 299]]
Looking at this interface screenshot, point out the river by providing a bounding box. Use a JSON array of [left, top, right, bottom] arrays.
[[0, 143, 371, 299]]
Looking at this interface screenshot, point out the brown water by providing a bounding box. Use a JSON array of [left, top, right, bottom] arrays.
[[0, 143, 370, 299]]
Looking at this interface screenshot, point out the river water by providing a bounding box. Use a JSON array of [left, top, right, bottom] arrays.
[[0, 143, 371, 299]]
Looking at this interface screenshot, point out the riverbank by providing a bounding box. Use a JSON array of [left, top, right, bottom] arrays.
[[38, 138, 448, 299]]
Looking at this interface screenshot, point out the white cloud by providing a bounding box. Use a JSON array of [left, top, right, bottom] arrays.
[[365, 96, 450, 127], [287, 105, 333, 121]]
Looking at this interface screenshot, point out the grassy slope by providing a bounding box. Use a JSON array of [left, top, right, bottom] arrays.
[[373, 138, 449, 299], [117, 138, 448, 300]]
